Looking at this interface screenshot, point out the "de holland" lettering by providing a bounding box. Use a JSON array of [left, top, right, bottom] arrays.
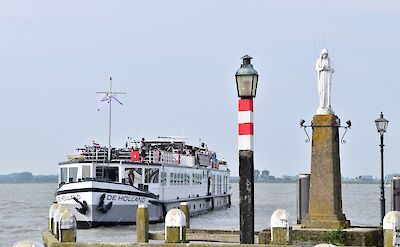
[[106, 194, 146, 203]]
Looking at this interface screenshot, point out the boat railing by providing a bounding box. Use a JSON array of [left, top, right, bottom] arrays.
[[68, 146, 206, 168]]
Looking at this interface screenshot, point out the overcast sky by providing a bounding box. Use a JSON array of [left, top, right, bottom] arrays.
[[0, 1, 399, 177]]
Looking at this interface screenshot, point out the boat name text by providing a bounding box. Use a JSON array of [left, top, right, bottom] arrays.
[[106, 194, 146, 203]]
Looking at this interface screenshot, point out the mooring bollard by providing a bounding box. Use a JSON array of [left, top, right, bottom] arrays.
[[136, 204, 149, 243], [58, 210, 77, 242], [297, 173, 310, 224], [52, 206, 67, 239], [165, 208, 187, 243], [271, 209, 291, 245], [12, 241, 44, 247], [180, 202, 190, 228], [48, 203, 61, 232], [383, 211, 400, 247], [392, 176, 400, 211]]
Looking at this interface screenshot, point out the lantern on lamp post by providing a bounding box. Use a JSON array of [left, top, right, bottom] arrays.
[[375, 112, 389, 225], [235, 55, 258, 244]]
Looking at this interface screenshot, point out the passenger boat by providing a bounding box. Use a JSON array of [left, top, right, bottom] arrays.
[[55, 78, 231, 228], [56, 138, 231, 228]]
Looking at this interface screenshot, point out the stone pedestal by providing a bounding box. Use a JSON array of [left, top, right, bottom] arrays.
[[302, 114, 350, 229]]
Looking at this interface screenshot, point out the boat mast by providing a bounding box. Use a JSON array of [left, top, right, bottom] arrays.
[[108, 77, 112, 162], [96, 77, 126, 162]]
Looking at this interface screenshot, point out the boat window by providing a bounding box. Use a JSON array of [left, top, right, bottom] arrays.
[[185, 174, 189, 185], [145, 168, 159, 183], [60, 167, 68, 183], [82, 165, 91, 179], [125, 168, 142, 183], [69, 167, 78, 182], [170, 173, 173, 185], [95, 166, 119, 182], [161, 172, 167, 186]]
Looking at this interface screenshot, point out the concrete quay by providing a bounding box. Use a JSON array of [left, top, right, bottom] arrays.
[[42, 227, 383, 247], [37, 203, 392, 247]]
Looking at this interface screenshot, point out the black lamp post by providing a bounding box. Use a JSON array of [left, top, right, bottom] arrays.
[[375, 112, 389, 225], [235, 55, 258, 244]]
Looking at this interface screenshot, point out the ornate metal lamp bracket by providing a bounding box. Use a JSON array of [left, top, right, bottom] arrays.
[[299, 119, 351, 144]]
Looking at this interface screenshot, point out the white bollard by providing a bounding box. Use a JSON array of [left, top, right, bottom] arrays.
[[12, 241, 44, 247], [52, 206, 67, 239], [58, 210, 77, 242], [165, 208, 186, 243], [270, 209, 291, 245], [383, 211, 400, 247], [48, 204, 61, 232]]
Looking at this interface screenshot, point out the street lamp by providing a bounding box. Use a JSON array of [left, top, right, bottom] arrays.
[[235, 55, 258, 244], [375, 112, 389, 225]]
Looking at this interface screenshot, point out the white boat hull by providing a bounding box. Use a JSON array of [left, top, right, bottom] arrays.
[[56, 181, 231, 228]]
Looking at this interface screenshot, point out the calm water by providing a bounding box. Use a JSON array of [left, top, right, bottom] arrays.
[[0, 183, 392, 246]]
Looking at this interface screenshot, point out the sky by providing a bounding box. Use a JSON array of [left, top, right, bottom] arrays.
[[0, 1, 399, 178]]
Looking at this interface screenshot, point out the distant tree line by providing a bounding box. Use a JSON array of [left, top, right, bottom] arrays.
[[230, 170, 298, 183], [230, 170, 399, 184], [0, 172, 57, 183]]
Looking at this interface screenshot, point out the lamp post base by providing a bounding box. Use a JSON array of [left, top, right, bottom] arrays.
[[239, 149, 254, 244]]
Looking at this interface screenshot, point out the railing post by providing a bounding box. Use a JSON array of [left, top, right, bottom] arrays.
[[297, 173, 310, 224], [180, 202, 190, 228], [136, 204, 149, 243], [392, 176, 400, 211]]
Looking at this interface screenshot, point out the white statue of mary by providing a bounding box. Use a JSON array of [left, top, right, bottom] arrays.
[[315, 48, 334, 115]]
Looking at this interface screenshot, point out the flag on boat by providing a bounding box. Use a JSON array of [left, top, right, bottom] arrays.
[[93, 141, 100, 148], [97, 94, 110, 111], [97, 93, 123, 111], [130, 151, 140, 162]]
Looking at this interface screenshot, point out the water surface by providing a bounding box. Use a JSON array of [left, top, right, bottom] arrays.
[[0, 183, 391, 246]]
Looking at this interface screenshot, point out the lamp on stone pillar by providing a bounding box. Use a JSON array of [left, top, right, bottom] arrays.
[[375, 112, 389, 226], [235, 55, 258, 244]]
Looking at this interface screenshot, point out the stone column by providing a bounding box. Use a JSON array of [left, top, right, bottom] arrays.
[[302, 114, 350, 229]]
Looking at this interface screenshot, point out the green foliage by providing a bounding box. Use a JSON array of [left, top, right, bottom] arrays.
[[326, 229, 346, 246], [0, 172, 57, 183]]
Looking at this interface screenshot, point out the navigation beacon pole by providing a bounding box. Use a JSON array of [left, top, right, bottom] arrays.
[[96, 77, 126, 162], [235, 55, 259, 244]]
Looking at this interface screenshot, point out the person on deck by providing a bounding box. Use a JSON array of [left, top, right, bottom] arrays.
[[140, 138, 147, 162]]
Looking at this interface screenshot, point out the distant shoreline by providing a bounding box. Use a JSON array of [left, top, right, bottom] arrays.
[[0, 172, 57, 183], [229, 180, 380, 184]]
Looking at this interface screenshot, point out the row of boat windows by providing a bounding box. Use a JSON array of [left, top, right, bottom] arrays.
[[159, 172, 206, 186], [60, 166, 228, 187]]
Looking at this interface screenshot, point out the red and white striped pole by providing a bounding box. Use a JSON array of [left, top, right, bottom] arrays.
[[235, 55, 258, 244], [238, 99, 254, 151]]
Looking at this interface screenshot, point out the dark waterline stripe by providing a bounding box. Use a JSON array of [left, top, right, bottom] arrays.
[[56, 187, 158, 199]]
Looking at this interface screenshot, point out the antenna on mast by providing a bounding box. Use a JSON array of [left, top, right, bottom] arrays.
[[96, 77, 126, 162]]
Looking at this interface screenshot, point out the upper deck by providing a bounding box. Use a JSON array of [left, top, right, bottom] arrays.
[[62, 138, 228, 171], [58, 138, 230, 200]]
